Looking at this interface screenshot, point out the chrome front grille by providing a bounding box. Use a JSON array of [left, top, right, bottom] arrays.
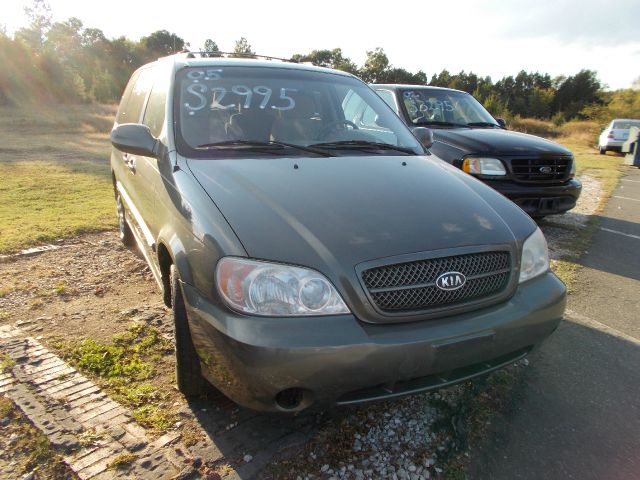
[[362, 251, 511, 313], [510, 157, 571, 183]]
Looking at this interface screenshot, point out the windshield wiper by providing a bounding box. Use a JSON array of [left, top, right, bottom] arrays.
[[308, 140, 416, 155], [465, 122, 500, 128], [414, 121, 469, 128], [196, 140, 332, 157]]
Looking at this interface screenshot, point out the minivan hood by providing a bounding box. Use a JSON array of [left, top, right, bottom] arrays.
[[433, 128, 572, 156], [187, 155, 520, 274]]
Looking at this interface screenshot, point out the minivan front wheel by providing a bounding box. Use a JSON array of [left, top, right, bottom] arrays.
[[170, 265, 208, 397]]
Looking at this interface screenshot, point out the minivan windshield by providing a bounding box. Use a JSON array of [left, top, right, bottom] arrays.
[[400, 88, 499, 128], [176, 66, 423, 157]]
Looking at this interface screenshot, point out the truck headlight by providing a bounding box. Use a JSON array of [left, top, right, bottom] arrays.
[[519, 228, 550, 283], [462, 157, 506, 176], [216, 257, 350, 316], [569, 158, 576, 177]]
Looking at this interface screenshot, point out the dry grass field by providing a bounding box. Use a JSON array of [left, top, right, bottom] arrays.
[[0, 104, 117, 253]]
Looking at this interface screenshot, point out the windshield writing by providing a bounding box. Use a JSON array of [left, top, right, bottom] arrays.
[[401, 90, 497, 127], [177, 67, 421, 157]]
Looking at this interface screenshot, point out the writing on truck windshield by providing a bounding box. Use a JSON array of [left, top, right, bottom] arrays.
[[176, 66, 421, 157], [401, 90, 497, 127]]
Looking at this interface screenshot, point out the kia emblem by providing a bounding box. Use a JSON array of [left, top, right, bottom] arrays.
[[435, 271, 466, 291]]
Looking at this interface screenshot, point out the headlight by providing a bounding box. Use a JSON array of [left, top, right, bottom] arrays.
[[519, 228, 550, 283], [216, 257, 350, 316], [569, 158, 576, 177], [462, 157, 506, 176]]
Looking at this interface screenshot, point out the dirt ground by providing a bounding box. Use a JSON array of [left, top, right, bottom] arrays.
[[0, 232, 202, 440], [0, 232, 167, 342]]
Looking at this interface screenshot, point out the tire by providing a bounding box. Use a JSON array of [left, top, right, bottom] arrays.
[[599, 146, 606, 155], [115, 190, 136, 248], [170, 265, 208, 397]]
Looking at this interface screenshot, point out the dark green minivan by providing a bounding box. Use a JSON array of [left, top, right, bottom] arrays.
[[110, 52, 566, 412]]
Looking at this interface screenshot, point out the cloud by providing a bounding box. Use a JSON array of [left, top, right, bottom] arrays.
[[491, 0, 640, 46]]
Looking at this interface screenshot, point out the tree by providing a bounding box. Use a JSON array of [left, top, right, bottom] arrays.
[[384, 68, 427, 85], [583, 89, 640, 124], [46, 17, 83, 60], [430, 70, 453, 88], [233, 37, 254, 56], [140, 30, 185, 59], [554, 70, 603, 119], [81, 28, 106, 48], [202, 39, 220, 56], [527, 87, 554, 119], [15, 0, 52, 51], [291, 48, 358, 74], [360, 48, 390, 83]]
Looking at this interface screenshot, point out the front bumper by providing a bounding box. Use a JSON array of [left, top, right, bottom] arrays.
[[182, 272, 566, 412], [484, 178, 582, 216]]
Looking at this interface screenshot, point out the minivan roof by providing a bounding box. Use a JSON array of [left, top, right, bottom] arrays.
[[372, 84, 469, 95], [152, 53, 356, 78]]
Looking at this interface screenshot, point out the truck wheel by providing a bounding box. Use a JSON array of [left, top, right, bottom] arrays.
[[599, 146, 606, 155], [116, 190, 135, 248], [170, 265, 208, 397]]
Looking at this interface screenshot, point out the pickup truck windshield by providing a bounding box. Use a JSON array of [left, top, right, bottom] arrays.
[[400, 89, 498, 128], [176, 66, 422, 157]]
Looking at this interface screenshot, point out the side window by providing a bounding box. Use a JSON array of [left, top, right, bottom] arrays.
[[115, 68, 154, 124], [341, 90, 366, 122], [361, 106, 378, 127], [376, 90, 397, 112], [142, 78, 167, 138], [115, 71, 140, 124]]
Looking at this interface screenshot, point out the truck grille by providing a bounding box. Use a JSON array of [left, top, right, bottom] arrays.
[[362, 252, 511, 313], [510, 157, 571, 183]]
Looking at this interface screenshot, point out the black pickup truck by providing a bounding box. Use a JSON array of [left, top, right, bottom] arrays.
[[371, 84, 582, 217]]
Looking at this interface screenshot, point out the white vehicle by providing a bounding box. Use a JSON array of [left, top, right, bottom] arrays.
[[598, 119, 640, 154]]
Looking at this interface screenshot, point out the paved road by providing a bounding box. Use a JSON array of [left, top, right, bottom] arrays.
[[471, 166, 640, 480]]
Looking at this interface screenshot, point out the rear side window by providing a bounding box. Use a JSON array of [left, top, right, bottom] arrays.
[[143, 77, 168, 138], [116, 68, 154, 124]]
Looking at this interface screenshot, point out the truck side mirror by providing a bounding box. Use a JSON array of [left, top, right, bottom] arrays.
[[496, 118, 507, 128], [412, 127, 434, 149]]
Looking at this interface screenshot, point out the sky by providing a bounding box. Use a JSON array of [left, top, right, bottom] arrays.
[[3, 0, 640, 90]]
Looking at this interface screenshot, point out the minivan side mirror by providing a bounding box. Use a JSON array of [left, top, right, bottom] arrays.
[[496, 118, 506, 128], [111, 123, 161, 157], [412, 127, 434, 149]]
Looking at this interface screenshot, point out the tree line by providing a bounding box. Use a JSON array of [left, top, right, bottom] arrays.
[[1, 0, 638, 123]]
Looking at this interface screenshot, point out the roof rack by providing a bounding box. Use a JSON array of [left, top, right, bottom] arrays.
[[169, 51, 298, 63]]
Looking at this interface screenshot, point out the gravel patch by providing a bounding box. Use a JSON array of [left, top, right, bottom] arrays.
[[266, 381, 496, 480], [541, 173, 603, 260]]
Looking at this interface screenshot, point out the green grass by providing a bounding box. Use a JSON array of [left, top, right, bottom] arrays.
[[0, 159, 116, 253], [1, 352, 16, 373], [52, 323, 176, 431], [107, 452, 138, 470]]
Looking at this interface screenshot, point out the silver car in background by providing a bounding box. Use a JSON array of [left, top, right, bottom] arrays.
[[599, 119, 640, 154]]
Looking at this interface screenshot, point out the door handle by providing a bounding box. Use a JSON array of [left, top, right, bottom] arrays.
[[123, 154, 136, 172]]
